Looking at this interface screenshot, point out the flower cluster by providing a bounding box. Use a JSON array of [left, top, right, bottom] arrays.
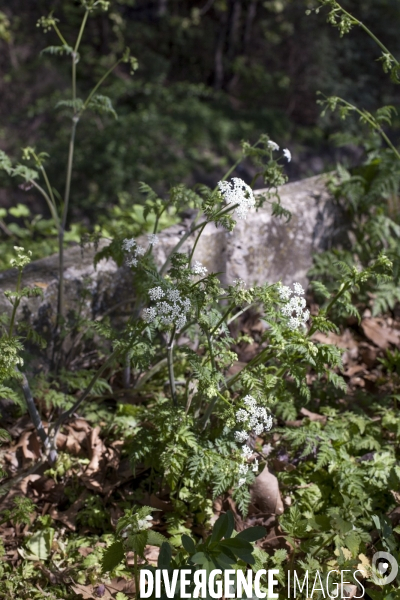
[[122, 234, 159, 267], [192, 261, 208, 276], [234, 395, 273, 487], [218, 177, 255, 220], [277, 282, 310, 330], [121, 514, 153, 539], [122, 237, 146, 267], [267, 140, 292, 162], [142, 287, 191, 330], [10, 246, 32, 270]]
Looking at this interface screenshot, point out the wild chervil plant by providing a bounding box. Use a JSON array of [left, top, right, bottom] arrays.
[[0, 2, 399, 598]]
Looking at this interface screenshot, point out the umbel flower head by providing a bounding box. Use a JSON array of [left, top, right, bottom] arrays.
[[218, 177, 255, 220], [234, 394, 273, 488], [143, 287, 191, 330], [277, 282, 310, 330]]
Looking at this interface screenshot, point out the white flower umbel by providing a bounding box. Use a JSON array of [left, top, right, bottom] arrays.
[[278, 282, 310, 330], [241, 445, 253, 458], [192, 261, 208, 277], [283, 148, 291, 162], [218, 177, 255, 220], [121, 514, 153, 538], [122, 238, 136, 252], [234, 430, 249, 443], [267, 140, 280, 151], [148, 233, 159, 246], [234, 394, 273, 488], [142, 287, 191, 330], [238, 463, 249, 475], [122, 234, 159, 268], [149, 286, 165, 301], [122, 237, 146, 268]]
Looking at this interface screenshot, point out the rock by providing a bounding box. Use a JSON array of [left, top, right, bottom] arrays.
[[0, 174, 347, 348], [151, 173, 347, 287]]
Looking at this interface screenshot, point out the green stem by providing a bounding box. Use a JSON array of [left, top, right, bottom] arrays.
[[310, 532, 336, 558], [167, 327, 177, 405], [209, 302, 235, 336], [226, 303, 256, 326], [187, 222, 207, 267], [308, 281, 351, 337], [8, 268, 22, 337], [83, 59, 122, 110], [39, 165, 57, 212], [334, 97, 400, 161], [134, 551, 139, 600], [335, 3, 398, 64], [52, 24, 69, 47], [57, 117, 78, 326], [30, 180, 60, 228]]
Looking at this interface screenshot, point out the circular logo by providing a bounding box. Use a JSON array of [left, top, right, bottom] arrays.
[[371, 551, 398, 585]]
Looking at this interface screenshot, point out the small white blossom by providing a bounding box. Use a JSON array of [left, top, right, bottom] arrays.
[[243, 395, 257, 413], [279, 282, 309, 330], [149, 286, 165, 301], [255, 406, 268, 421], [288, 316, 301, 330], [136, 245, 146, 256], [144, 287, 191, 331], [157, 301, 172, 315], [267, 140, 280, 151], [293, 282, 304, 296], [264, 415, 273, 431], [166, 289, 181, 302], [238, 463, 249, 475], [142, 307, 157, 322], [137, 515, 153, 531], [218, 177, 255, 220], [236, 409, 248, 423], [126, 257, 138, 267], [241, 445, 253, 458], [234, 430, 249, 443], [181, 298, 191, 311], [175, 314, 187, 330], [148, 234, 159, 246], [254, 423, 264, 436], [192, 261, 208, 277], [249, 414, 259, 429], [277, 284, 291, 301], [252, 458, 259, 473], [283, 148, 291, 162], [122, 238, 136, 252], [238, 477, 247, 487]]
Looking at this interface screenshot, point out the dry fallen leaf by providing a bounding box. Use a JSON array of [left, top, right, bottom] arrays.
[[361, 317, 400, 349], [299, 407, 327, 424], [50, 489, 89, 531], [312, 329, 357, 349]]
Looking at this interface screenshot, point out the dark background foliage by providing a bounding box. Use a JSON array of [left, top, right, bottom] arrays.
[[1, 0, 400, 221]]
